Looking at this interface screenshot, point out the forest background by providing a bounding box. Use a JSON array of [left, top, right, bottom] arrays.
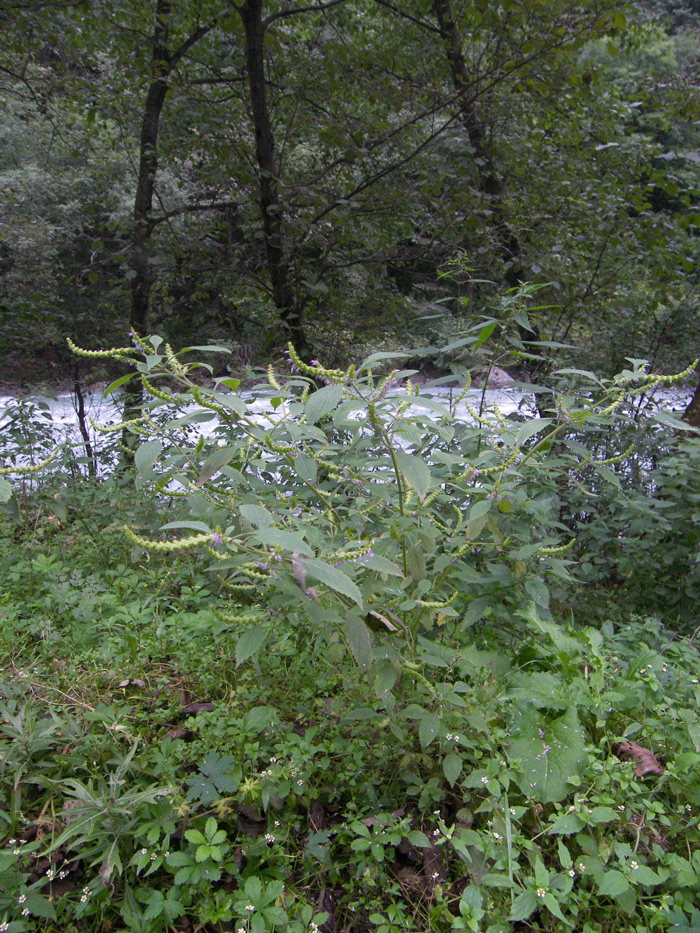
[[3, 0, 700, 402]]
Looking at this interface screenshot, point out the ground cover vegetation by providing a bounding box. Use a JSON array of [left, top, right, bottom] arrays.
[[1, 337, 700, 932]]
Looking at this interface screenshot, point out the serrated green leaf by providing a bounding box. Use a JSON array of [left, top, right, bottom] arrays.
[[394, 449, 431, 500], [406, 545, 426, 582], [443, 752, 463, 786], [509, 706, 587, 803], [295, 452, 317, 484], [236, 625, 268, 667], [252, 528, 312, 556], [343, 613, 372, 668], [407, 830, 432, 847], [509, 891, 538, 921], [197, 446, 237, 485], [597, 870, 630, 897], [239, 503, 273, 528], [418, 711, 441, 748], [300, 558, 362, 606], [305, 385, 344, 423], [135, 440, 162, 477], [25, 893, 57, 920], [469, 499, 492, 521]]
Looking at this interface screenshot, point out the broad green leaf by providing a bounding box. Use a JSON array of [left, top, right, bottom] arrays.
[[184, 345, 231, 354], [212, 391, 247, 417], [25, 894, 56, 920], [364, 555, 404, 576], [359, 351, 409, 372], [508, 706, 587, 803], [251, 528, 312, 556], [418, 711, 441, 748], [160, 520, 212, 534], [509, 891, 538, 921], [469, 499, 492, 521], [516, 418, 552, 444], [103, 372, 136, 396], [374, 661, 398, 696], [294, 453, 317, 484], [305, 385, 344, 423], [597, 870, 630, 897], [135, 440, 162, 477], [406, 545, 427, 582], [475, 321, 497, 351], [165, 411, 215, 428], [342, 614, 372, 668], [236, 625, 268, 667], [443, 752, 463, 787], [407, 830, 432, 848], [0, 478, 12, 503], [394, 449, 431, 500], [197, 446, 238, 485], [546, 813, 585, 835], [589, 806, 617, 824], [299, 558, 363, 606], [239, 503, 273, 528]]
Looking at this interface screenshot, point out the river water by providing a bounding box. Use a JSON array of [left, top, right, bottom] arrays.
[[0, 382, 691, 478]]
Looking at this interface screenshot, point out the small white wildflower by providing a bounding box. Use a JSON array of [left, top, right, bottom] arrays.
[[445, 733, 453, 740], [80, 895, 88, 903], [46, 868, 55, 879], [569, 805, 576, 812], [8, 839, 16, 846], [297, 779, 303, 786], [686, 804, 693, 812], [510, 807, 517, 815], [164, 851, 170, 858], [140, 848, 148, 855], [536, 888, 546, 898], [18, 895, 26, 904], [493, 832, 501, 840], [0, 921, 9, 931], [578, 863, 585, 872], [82, 887, 90, 895], [630, 861, 638, 870], [150, 853, 157, 861], [21, 909, 29, 917], [568, 869, 575, 877], [265, 833, 275, 843], [310, 924, 319, 933], [270, 757, 277, 763], [618, 804, 625, 811], [245, 904, 255, 912], [500, 760, 507, 767], [13, 848, 20, 855], [481, 775, 489, 784], [274, 821, 280, 827]]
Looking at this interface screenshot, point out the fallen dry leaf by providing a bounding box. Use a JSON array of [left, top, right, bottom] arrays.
[[614, 741, 665, 777]]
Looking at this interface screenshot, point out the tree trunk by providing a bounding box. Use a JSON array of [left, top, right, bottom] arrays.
[[122, 0, 173, 458], [684, 367, 700, 427], [432, 0, 544, 378], [240, 0, 310, 357]]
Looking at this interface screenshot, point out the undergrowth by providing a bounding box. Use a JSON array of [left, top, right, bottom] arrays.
[[0, 340, 699, 932]]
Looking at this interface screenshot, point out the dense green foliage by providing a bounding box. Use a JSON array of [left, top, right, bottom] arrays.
[[1, 343, 700, 931]]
